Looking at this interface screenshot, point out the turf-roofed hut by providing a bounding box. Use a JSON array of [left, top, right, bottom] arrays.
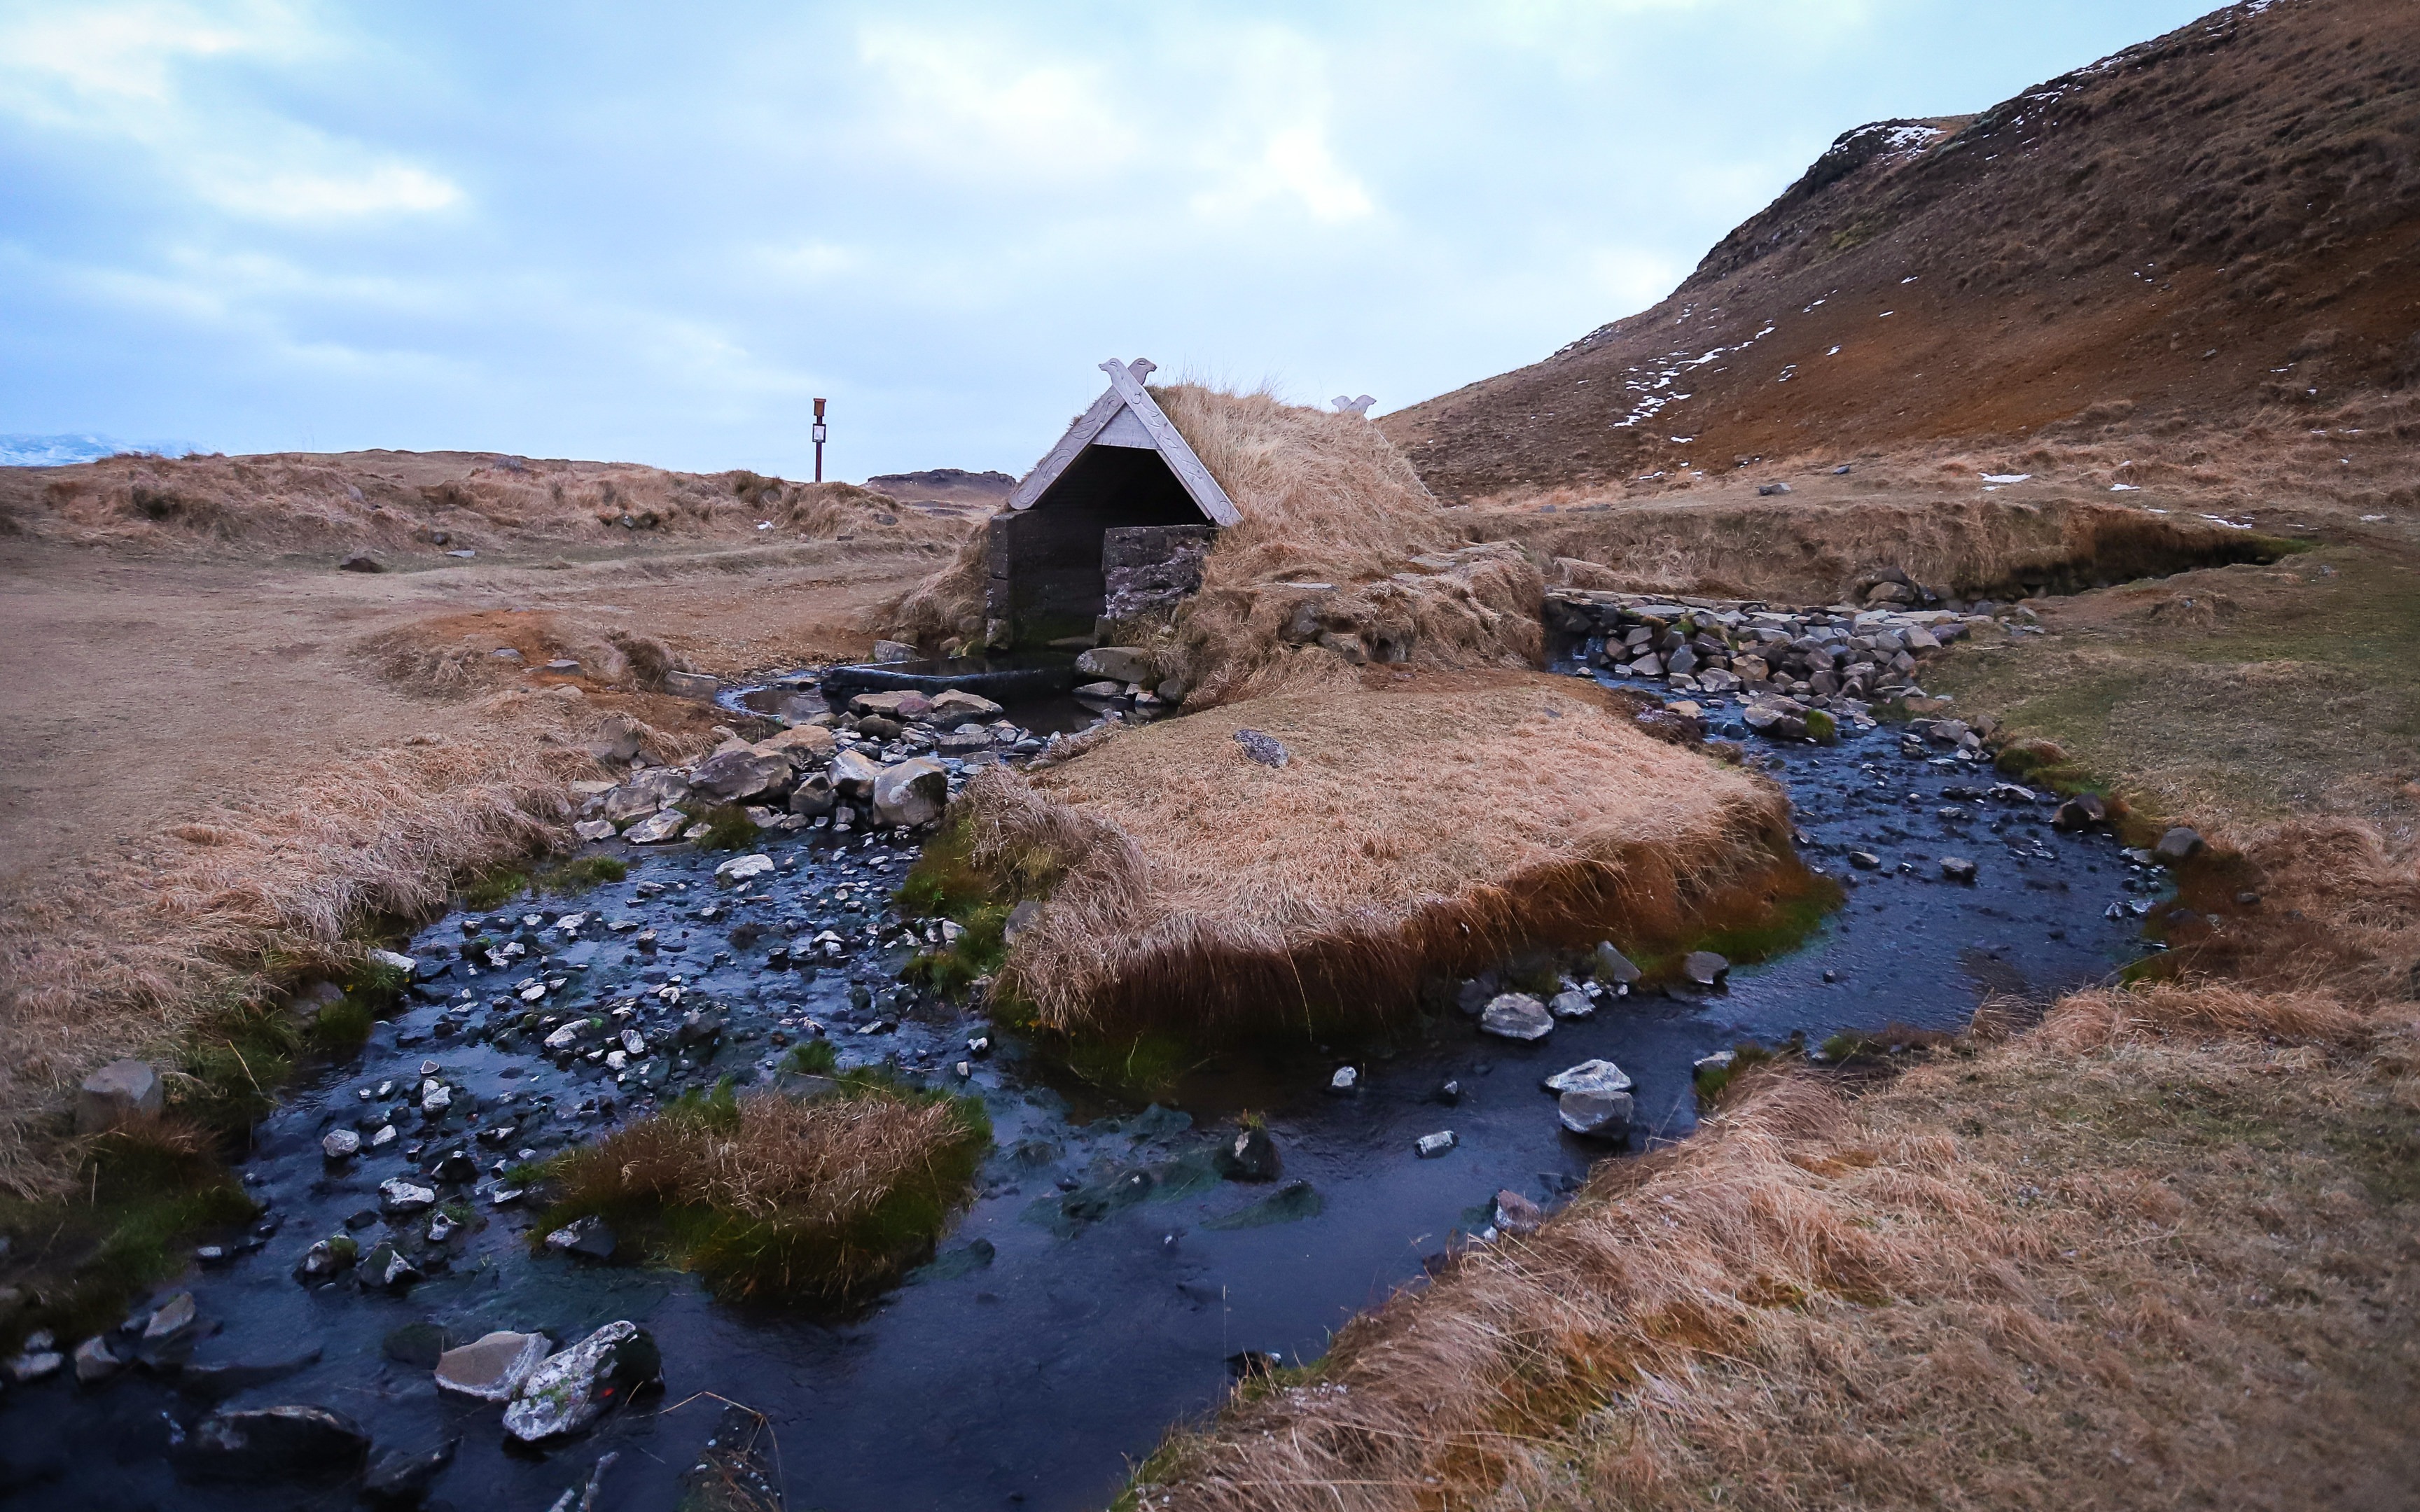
[[900, 374, 1817, 1048], [985, 358, 1235, 648]]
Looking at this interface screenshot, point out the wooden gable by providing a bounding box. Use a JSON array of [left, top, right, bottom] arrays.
[[1003, 358, 1242, 528]]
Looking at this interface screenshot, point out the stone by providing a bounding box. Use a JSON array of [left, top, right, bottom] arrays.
[[1234, 728, 1288, 768], [1328, 1066, 1358, 1094], [1413, 1130, 1457, 1158], [690, 750, 792, 804], [361, 1242, 422, 1292], [1217, 1126, 1282, 1182], [2052, 793, 2109, 831], [339, 554, 384, 573], [1865, 580, 1914, 606], [756, 724, 838, 762], [714, 853, 777, 887], [501, 1320, 661, 1442], [1073, 679, 1126, 699], [1592, 943, 1642, 986], [870, 639, 918, 663], [1848, 850, 1883, 870], [72, 1334, 122, 1385], [1940, 856, 1978, 883], [1558, 1087, 1635, 1137], [2155, 826, 2205, 864], [293, 1238, 357, 1280], [587, 712, 649, 764], [175, 1405, 370, 1483], [1493, 1189, 1545, 1235], [1542, 1058, 1633, 1097], [830, 748, 884, 799], [1076, 645, 1155, 685], [1683, 951, 1730, 987], [434, 1330, 551, 1401], [1479, 993, 1554, 1041], [1757, 482, 1792, 496], [929, 689, 1004, 721], [362, 1436, 459, 1508], [622, 809, 686, 845], [1665, 644, 1699, 677], [661, 670, 721, 699], [872, 758, 950, 827], [321, 1128, 361, 1160], [787, 771, 836, 816], [379, 1178, 437, 1216], [545, 1215, 617, 1260], [849, 690, 933, 721], [75, 1058, 163, 1134], [1548, 988, 1595, 1020], [572, 819, 617, 842], [6, 1347, 64, 1383], [419, 1081, 452, 1115], [144, 1291, 198, 1340]]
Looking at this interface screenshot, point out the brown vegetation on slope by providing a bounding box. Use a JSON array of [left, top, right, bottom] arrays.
[[0, 447, 972, 561], [1384, 0, 2420, 499], [963, 673, 1792, 1035]]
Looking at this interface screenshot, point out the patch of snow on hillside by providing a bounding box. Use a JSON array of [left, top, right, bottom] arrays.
[[0, 433, 205, 467]]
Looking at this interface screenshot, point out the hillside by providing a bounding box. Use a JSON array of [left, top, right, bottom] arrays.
[[1383, 0, 2420, 500]]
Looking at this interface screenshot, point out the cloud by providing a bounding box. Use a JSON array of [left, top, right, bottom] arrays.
[[0, 0, 462, 220], [853, 22, 1139, 186]]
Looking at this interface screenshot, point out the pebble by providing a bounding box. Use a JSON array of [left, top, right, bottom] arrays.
[[1413, 1130, 1457, 1158]]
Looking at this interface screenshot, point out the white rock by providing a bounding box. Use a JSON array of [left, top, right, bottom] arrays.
[[502, 1321, 660, 1442], [1558, 1088, 1635, 1137], [1548, 989, 1594, 1020], [1541, 1058, 1633, 1097], [321, 1128, 363, 1159], [1414, 1130, 1458, 1158], [379, 1178, 437, 1215], [368, 948, 419, 975], [714, 853, 776, 887], [1479, 993, 1554, 1042], [623, 809, 687, 845]]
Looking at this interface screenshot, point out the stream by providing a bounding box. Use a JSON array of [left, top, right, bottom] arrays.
[[1, 660, 2169, 1512]]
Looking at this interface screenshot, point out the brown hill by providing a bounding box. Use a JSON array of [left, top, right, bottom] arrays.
[[1383, 0, 2420, 500]]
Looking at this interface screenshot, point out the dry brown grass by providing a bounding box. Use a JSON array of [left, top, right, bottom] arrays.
[[0, 449, 967, 561], [964, 672, 1791, 1035], [1132, 977, 2420, 1512], [0, 694, 627, 1194]]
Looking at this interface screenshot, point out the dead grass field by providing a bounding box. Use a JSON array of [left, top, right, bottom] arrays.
[[0, 521, 959, 1192], [1131, 961, 2420, 1512], [966, 671, 1793, 1035]]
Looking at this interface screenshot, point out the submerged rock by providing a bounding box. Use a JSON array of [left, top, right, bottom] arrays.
[[544, 1215, 617, 1261], [501, 1321, 661, 1442], [1204, 1179, 1323, 1229], [1479, 993, 1553, 1041], [362, 1436, 459, 1509], [679, 1404, 783, 1512], [435, 1330, 550, 1401], [174, 1405, 369, 1483]]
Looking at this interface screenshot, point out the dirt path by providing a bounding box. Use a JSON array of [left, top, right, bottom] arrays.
[[0, 538, 945, 888]]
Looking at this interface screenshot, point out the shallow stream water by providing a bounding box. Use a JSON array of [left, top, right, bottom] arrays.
[[4, 663, 2170, 1512]]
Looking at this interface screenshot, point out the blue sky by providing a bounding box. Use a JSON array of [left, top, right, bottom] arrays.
[[0, 0, 2220, 479]]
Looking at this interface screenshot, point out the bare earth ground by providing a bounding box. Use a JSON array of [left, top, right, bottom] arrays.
[[0, 536, 945, 887]]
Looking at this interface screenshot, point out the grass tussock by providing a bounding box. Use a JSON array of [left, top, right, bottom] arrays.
[[959, 673, 1794, 1037], [1128, 971, 2420, 1511], [0, 715, 594, 1195], [535, 1078, 991, 1304]]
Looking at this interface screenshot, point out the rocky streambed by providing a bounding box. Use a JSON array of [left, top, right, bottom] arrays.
[[1, 654, 2178, 1511]]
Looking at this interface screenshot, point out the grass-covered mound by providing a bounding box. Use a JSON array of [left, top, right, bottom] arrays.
[[952, 671, 1797, 1038], [533, 1075, 990, 1305]]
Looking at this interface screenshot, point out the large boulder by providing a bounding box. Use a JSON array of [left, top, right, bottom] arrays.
[[850, 690, 932, 721], [1076, 645, 1155, 685], [174, 1406, 369, 1483], [929, 689, 1004, 721], [829, 748, 884, 799], [433, 1330, 550, 1401], [872, 758, 950, 827], [76, 1059, 162, 1133], [1558, 1087, 1635, 1137], [501, 1321, 660, 1442], [690, 749, 792, 804], [754, 724, 837, 764], [787, 771, 836, 817]]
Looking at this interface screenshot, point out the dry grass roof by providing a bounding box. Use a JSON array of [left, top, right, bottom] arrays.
[[966, 671, 1790, 1034]]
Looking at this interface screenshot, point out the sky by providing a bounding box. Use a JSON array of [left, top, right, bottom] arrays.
[[0, 0, 2224, 479]]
